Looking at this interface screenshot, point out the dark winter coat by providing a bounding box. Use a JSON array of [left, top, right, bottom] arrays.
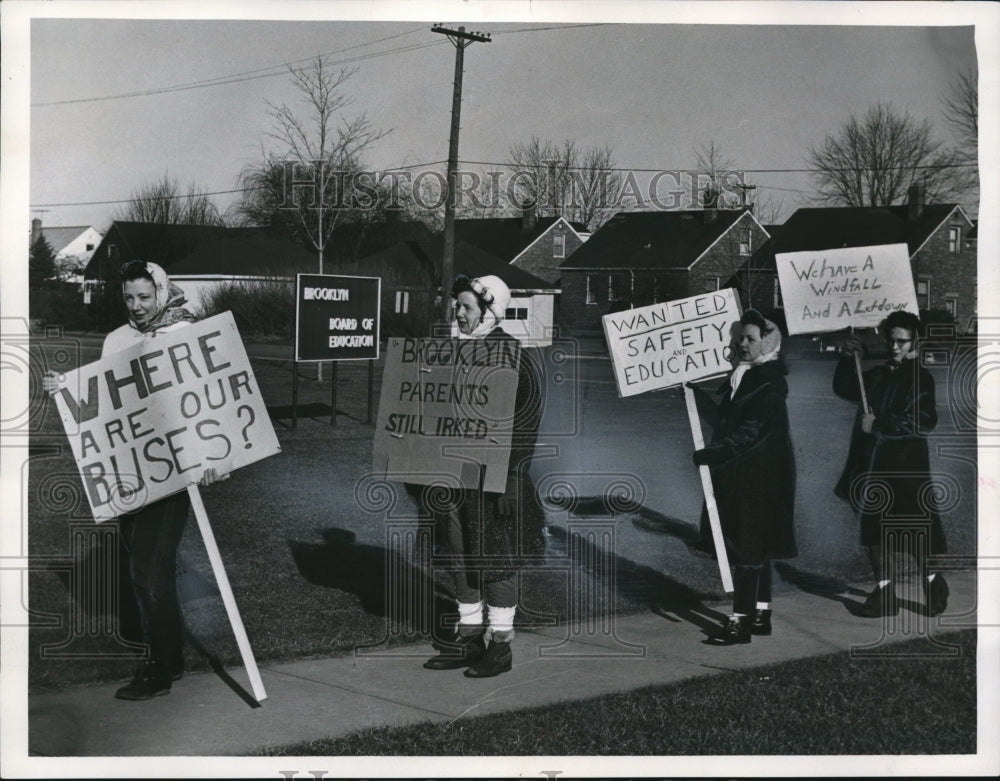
[[693, 360, 797, 565], [833, 357, 947, 552], [432, 327, 547, 581]]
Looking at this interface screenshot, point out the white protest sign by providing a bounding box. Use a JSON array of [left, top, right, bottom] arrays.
[[52, 312, 281, 521], [776, 243, 919, 334], [602, 289, 742, 397]]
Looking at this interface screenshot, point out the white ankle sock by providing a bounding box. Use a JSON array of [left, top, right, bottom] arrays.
[[487, 604, 516, 634], [877, 579, 891, 588], [756, 602, 770, 610], [927, 573, 937, 582], [458, 600, 484, 625]]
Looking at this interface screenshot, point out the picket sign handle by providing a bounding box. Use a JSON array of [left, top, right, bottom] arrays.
[[683, 385, 734, 593], [187, 484, 267, 702], [852, 350, 870, 414]]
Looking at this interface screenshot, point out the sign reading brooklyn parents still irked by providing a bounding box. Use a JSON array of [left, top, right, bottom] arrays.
[[51, 312, 281, 522], [373, 338, 520, 493], [776, 243, 919, 334], [296, 273, 381, 361], [603, 289, 742, 397]]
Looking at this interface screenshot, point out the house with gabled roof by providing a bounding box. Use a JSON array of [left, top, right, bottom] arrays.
[[455, 208, 588, 285], [557, 204, 769, 330], [744, 183, 976, 330], [354, 237, 559, 344], [30, 219, 103, 279]]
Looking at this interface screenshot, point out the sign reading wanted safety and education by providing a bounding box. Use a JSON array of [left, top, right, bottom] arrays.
[[51, 312, 280, 522], [296, 273, 381, 361], [776, 243, 918, 334], [373, 338, 520, 493], [602, 289, 743, 397]]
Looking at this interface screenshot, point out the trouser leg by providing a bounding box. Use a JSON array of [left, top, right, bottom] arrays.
[[732, 564, 767, 616]]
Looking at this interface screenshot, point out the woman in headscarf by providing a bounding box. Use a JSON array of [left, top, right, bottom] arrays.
[[421, 274, 546, 678], [44, 260, 225, 700], [833, 310, 948, 618], [689, 309, 797, 645]]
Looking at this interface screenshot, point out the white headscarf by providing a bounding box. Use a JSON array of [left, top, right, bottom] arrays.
[[729, 316, 782, 398], [452, 274, 513, 340]]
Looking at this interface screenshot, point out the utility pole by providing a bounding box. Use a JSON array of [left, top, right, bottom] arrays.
[[735, 181, 757, 211], [432, 24, 491, 325]]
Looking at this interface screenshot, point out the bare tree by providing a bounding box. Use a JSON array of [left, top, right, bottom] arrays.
[[807, 102, 970, 207], [693, 140, 741, 209], [234, 59, 389, 276], [115, 174, 223, 225], [943, 68, 978, 152], [506, 136, 621, 230]]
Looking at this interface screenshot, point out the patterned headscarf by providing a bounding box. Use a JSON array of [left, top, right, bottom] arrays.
[[123, 261, 197, 334], [729, 311, 782, 398]]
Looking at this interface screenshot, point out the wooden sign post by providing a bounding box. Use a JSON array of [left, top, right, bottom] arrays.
[[602, 289, 743, 592], [50, 312, 280, 702]]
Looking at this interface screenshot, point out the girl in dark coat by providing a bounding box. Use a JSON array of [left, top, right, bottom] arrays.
[[422, 274, 546, 678], [691, 310, 797, 645], [833, 310, 948, 618]]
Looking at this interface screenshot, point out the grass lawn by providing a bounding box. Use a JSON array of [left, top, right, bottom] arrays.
[[262, 629, 977, 756]]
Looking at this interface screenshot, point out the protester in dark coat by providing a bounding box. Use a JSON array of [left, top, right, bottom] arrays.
[[421, 274, 546, 678], [833, 310, 948, 618], [44, 260, 225, 700], [690, 309, 797, 645]]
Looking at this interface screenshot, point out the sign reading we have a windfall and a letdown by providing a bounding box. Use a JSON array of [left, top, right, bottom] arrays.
[[776, 243, 919, 335], [52, 312, 281, 522], [373, 337, 521, 494], [602, 288, 743, 397]]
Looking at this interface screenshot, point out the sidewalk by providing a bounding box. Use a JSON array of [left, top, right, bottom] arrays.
[[28, 570, 975, 757]]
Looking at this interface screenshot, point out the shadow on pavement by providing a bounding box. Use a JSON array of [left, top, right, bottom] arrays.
[[773, 561, 868, 611]]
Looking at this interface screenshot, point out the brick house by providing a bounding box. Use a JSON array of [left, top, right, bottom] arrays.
[[455, 209, 588, 285], [557, 206, 770, 331], [745, 184, 976, 330]]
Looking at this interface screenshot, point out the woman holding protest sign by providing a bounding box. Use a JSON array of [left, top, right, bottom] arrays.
[[833, 310, 948, 619], [419, 274, 546, 678], [689, 309, 797, 645], [44, 260, 226, 701]]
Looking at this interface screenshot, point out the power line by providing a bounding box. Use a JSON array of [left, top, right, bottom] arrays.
[[32, 29, 439, 107]]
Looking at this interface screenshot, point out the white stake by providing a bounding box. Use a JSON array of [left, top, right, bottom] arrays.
[[187, 484, 267, 702], [683, 385, 734, 593], [853, 350, 871, 414]]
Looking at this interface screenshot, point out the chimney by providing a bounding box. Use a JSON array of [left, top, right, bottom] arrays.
[[702, 185, 718, 225], [31, 218, 42, 244], [907, 181, 925, 221], [521, 200, 537, 233]]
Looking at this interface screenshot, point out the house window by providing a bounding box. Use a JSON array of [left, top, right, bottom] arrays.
[[945, 296, 958, 319], [394, 290, 409, 314], [108, 243, 119, 260], [773, 277, 782, 309], [609, 274, 627, 302], [948, 226, 962, 253], [652, 277, 669, 304], [504, 307, 528, 321], [706, 276, 722, 293], [586, 275, 598, 304], [553, 233, 566, 259], [916, 278, 930, 310], [739, 229, 752, 257], [86, 243, 95, 251]]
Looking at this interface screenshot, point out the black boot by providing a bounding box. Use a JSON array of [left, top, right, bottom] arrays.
[[115, 659, 171, 700], [857, 583, 899, 618], [464, 638, 513, 678], [749, 609, 772, 636], [924, 574, 949, 617], [423, 629, 486, 670], [707, 616, 751, 645]]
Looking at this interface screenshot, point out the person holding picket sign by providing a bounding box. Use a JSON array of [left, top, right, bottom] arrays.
[[44, 259, 226, 701], [419, 273, 545, 678], [688, 309, 797, 645], [833, 310, 948, 619]]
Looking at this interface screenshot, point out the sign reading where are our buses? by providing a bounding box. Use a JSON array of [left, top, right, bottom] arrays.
[[296, 273, 381, 361], [51, 312, 281, 522], [373, 337, 521, 494], [776, 243, 919, 335], [602, 289, 743, 397]]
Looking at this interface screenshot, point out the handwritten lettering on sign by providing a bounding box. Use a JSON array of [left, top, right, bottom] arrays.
[[52, 312, 280, 521], [373, 338, 520, 493], [776, 243, 919, 334], [602, 289, 742, 397]]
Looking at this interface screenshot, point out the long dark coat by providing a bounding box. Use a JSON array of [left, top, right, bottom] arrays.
[[833, 357, 947, 552], [433, 327, 547, 581], [694, 360, 797, 565]]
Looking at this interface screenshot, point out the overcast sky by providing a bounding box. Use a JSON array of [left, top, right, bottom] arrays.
[[25, 10, 980, 230]]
